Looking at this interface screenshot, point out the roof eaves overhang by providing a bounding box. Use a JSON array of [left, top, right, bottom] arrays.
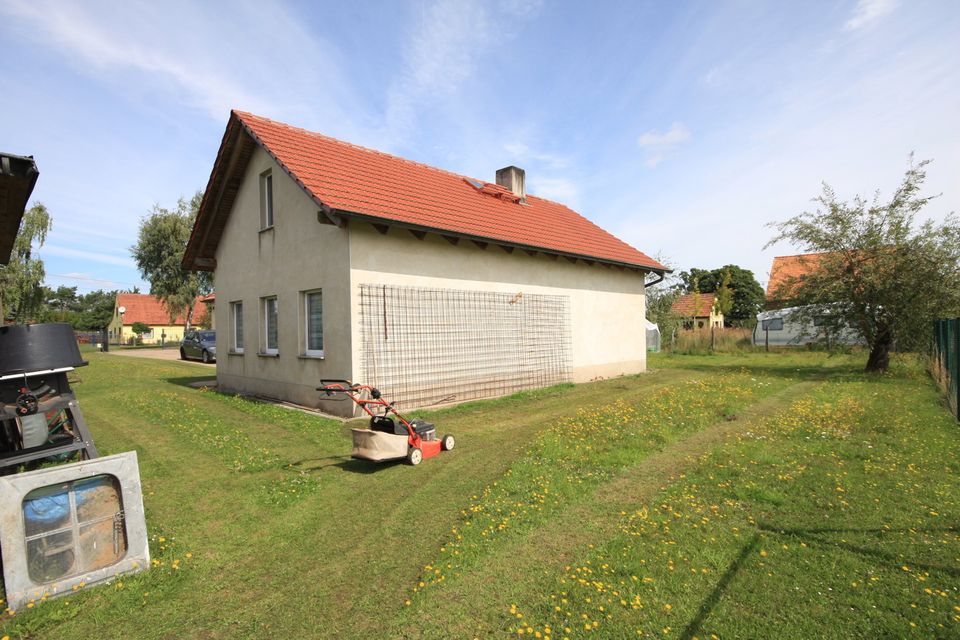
[[329, 208, 670, 275], [183, 114, 260, 271], [0, 153, 40, 265]]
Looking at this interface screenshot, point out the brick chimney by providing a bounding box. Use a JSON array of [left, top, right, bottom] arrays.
[[496, 166, 526, 202]]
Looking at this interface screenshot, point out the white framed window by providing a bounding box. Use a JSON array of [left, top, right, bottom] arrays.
[[261, 296, 278, 354], [231, 301, 244, 353], [301, 289, 324, 357], [260, 170, 274, 229]]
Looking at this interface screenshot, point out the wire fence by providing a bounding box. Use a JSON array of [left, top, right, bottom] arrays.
[[932, 318, 960, 420], [359, 283, 571, 409]]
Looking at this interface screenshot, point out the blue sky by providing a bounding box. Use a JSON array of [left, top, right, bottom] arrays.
[[1, 0, 958, 293]]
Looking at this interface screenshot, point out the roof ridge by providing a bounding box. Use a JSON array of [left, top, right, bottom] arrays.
[[234, 110, 495, 191]]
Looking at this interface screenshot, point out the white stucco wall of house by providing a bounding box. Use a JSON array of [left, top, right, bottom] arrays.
[[348, 224, 648, 387], [212, 145, 354, 412], [212, 144, 651, 415]]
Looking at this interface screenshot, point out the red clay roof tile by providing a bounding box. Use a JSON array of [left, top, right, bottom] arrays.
[[116, 293, 206, 326], [766, 253, 831, 298], [671, 292, 717, 317], [232, 111, 665, 271]]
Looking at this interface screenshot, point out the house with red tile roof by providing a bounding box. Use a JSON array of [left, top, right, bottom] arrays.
[[671, 292, 723, 329], [756, 252, 865, 347], [766, 252, 832, 306], [183, 111, 669, 415], [107, 293, 206, 345]]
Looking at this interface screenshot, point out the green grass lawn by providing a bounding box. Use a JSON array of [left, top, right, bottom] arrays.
[[1, 351, 958, 639]]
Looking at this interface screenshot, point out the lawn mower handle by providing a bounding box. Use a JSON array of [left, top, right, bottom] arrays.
[[317, 379, 356, 395]]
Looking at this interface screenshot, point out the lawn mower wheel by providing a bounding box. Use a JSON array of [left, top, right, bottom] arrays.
[[407, 447, 423, 466]]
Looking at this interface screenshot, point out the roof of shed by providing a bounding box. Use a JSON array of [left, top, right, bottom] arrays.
[[183, 111, 668, 273]]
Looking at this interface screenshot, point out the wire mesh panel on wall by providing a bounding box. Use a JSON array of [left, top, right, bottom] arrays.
[[359, 284, 572, 409]]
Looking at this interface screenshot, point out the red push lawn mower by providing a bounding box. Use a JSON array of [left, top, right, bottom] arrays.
[[318, 380, 455, 465]]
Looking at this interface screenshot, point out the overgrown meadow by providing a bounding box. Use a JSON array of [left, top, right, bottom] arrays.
[[1, 351, 957, 639]]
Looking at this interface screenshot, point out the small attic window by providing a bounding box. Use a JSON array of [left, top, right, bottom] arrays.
[[465, 178, 483, 190], [260, 170, 274, 230]]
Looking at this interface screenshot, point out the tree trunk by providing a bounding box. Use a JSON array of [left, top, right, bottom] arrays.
[[865, 326, 892, 372]]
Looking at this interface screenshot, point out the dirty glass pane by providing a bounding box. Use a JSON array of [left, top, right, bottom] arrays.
[[79, 520, 126, 571], [26, 530, 75, 582], [22, 474, 126, 584], [74, 475, 122, 522], [265, 297, 278, 350], [306, 291, 323, 352], [22, 484, 71, 537]]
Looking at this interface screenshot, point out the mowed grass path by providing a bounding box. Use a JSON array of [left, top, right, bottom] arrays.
[[1, 351, 958, 639]]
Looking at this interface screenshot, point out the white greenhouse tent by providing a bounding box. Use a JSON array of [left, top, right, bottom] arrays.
[[646, 320, 661, 352]]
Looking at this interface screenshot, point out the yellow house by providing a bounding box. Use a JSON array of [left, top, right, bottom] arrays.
[[671, 292, 724, 329], [108, 293, 206, 345]]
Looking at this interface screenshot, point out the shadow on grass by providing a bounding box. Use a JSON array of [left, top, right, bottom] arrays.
[[680, 521, 960, 639], [758, 521, 960, 577], [679, 532, 761, 640], [661, 362, 861, 381], [164, 375, 219, 389], [287, 455, 402, 474], [332, 458, 404, 474]]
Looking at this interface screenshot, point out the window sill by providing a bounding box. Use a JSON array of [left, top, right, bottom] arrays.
[[259, 226, 274, 234], [298, 353, 325, 360], [257, 351, 280, 358], [228, 350, 245, 356]]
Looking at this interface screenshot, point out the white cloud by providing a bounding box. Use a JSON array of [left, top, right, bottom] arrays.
[[46, 272, 128, 290], [844, 0, 899, 31], [528, 177, 580, 208], [637, 122, 691, 168], [503, 142, 570, 170], [614, 34, 960, 286], [42, 245, 136, 268], [53, 222, 136, 244], [638, 122, 692, 147], [384, 0, 491, 142], [701, 64, 731, 87], [498, 0, 544, 19], [0, 0, 360, 125], [384, 0, 542, 145]]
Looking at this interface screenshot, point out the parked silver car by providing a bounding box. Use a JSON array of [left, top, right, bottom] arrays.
[[180, 330, 216, 363]]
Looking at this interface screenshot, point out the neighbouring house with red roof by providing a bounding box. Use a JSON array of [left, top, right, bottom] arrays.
[[183, 111, 669, 415], [765, 252, 831, 308], [754, 252, 863, 347], [671, 292, 723, 329], [107, 293, 206, 345]]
